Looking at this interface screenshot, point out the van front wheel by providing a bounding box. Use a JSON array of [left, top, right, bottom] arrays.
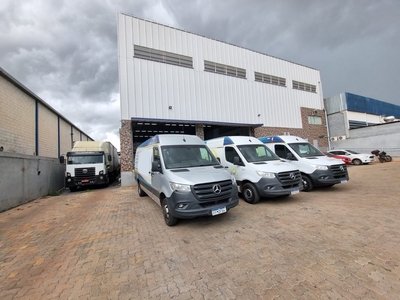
[[242, 183, 260, 204], [162, 198, 178, 226], [138, 182, 146, 197], [301, 175, 313, 192]]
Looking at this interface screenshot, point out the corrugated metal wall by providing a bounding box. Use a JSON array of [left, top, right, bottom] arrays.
[[346, 93, 400, 118], [118, 13, 323, 129]]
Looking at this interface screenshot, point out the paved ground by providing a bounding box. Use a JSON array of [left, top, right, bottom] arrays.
[[1, 161, 400, 300]]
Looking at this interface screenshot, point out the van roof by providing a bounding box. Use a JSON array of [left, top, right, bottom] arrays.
[[258, 136, 307, 144], [138, 134, 204, 147], [205, 136, 263, 147]]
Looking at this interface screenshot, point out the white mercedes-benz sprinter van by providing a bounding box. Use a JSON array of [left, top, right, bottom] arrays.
[[259, 136, 349, 191], [205, 136, 303, 204], [134, 134, 239, 226]]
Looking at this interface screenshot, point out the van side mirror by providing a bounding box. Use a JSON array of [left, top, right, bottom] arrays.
[[286, 152, 295, 160], [233, 156, 244, 166], [59, 156, 65, 164], [216, 157, 221, 163], [152, 160, 162, 172]]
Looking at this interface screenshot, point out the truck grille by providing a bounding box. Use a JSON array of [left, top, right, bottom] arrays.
[[75, 167, 96, 180], [277, 170, 302, 189], [330, 164, 348, 178], [193, 180, 233, 202]]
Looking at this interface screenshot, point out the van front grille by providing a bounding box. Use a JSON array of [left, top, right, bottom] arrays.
[[193, 180, 233, 201], [277, 170, 302, 188], [330, 164, 348, 178]]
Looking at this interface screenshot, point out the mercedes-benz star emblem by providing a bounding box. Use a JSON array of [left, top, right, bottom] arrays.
[[340, 166, 344, 171], [213, 184, 221, 194], [290, 173, 296, 180], [82, 169, 88, 174]]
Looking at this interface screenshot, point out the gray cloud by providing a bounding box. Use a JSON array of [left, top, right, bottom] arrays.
[[1, 0, 399, 150]]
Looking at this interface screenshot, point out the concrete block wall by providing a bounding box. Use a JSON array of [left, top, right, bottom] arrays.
[[0, 76, 36, 155]]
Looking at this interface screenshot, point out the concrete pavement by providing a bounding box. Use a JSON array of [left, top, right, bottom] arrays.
[[1, 161, 400, 299]]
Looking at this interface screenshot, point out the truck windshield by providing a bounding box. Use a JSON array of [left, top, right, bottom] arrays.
[[237, 145, 280, 162], [288, 143, 325, 158], [161, 145, 220, 169], [67, 155, 104, 165]]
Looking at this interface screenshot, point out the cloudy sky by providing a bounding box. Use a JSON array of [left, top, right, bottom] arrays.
[[1, 0, 399, 150]]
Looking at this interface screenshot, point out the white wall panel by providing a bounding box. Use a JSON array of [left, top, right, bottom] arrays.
[[118, 13, 322, 129]]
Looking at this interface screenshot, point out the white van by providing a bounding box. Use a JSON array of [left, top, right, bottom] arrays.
[[134, 134, 239, 226], [205, 136, 303, 204], [259, 136, 349, 191]]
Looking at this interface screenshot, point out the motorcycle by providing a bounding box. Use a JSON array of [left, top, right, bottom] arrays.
[[371, 150, 392, 163]]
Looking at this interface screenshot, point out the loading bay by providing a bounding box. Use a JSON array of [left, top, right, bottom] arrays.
[[1, 161, 400, 299]]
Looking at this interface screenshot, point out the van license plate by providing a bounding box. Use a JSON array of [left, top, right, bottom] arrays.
[[291, 189, 299, 195], [212, 206, 227, 216], [341, 180, 348, 183], [82, 179, 89, 183]]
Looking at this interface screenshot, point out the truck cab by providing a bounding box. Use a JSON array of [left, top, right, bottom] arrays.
[[60, 141, 120, 191], [259, 136, 349, 191], [205, 136, 303, 204]]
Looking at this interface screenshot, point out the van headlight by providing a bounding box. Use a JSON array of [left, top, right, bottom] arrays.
[[256, 171, 275, 178], [311, 164, 328, 170], [170, 182, 191, 192]]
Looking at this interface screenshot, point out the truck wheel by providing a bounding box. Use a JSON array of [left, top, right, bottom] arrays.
[[352, 159, 362, 165], [162, 198, 178, 226], [138, 182, 146, 197], [301, 175, 313, 192], [242, 183, 260, 204]]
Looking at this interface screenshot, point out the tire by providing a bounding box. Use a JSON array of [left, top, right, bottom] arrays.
[[352, 159, 362, 165], [378, 157, 385, 163], [242, 183, 260, 204], [301, 175, 313, 192], [138, 182, 146, 197], [162, 198, 178, 226], [69, 186, 77, 192], [385, 155, 392, 162]]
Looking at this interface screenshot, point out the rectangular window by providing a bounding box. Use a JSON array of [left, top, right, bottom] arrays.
[[134, 45, 193, 69], [254, 72, 286, 87], [308, 116, 322, 125], [293, 80, 316, 93], [204, 60, 246, 79]]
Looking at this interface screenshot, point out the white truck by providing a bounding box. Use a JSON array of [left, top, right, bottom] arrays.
[[259, 135, 349, 191], [205, 136, 303, 204], [60, 141, 120, 191], [134, 134, 239, 226]]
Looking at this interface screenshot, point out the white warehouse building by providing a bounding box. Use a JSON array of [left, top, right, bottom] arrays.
[[117, 12, 328, 186]]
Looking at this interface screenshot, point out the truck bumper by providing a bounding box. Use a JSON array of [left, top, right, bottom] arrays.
[[66, 174, 109, 188]]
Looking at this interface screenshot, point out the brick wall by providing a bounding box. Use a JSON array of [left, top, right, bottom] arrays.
[[254, 107, 329, 148], [38, 103, 58, 157], [0, 77, 36, 155], [120, 120, 133, 172], [1, 74, 92, 158]]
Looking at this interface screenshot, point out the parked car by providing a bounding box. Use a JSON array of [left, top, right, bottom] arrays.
[[327, 150, 374, 165], [324, 152, 352, 165]]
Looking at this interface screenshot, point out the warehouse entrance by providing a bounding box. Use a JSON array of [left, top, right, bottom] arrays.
[[131, 119, 254, 144]]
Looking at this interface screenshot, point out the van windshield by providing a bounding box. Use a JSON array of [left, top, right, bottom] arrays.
[[288, 143, 325, 158], [237, 144, 280, 162], [161, 145, 220, 169]]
